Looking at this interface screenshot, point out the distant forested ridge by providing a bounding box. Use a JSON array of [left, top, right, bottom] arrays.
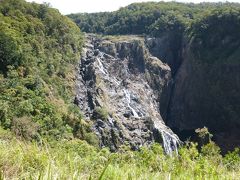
[[68, 2, 240, 37], [0, 0, 92, 141]]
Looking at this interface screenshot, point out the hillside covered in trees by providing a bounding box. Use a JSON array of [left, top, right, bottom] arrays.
[[0, 0, 93, 142]]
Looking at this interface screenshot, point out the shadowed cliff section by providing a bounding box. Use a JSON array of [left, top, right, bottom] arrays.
[[167, 9, 240, 152]]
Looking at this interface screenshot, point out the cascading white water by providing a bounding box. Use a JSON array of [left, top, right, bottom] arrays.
[[96, 51, 179, 154], [95, 51, 121, 87], [96, 55, 179, 154], [96, 57, 107, 75], [161, 130, 179, 155], [112, 77, 120, 86], [123, 89, 140, 118], [154, 120, 180, 155], [109, 117, 114, 126]]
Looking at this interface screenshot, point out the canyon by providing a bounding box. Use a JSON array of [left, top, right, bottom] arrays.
[[75, 33, 240, 153]]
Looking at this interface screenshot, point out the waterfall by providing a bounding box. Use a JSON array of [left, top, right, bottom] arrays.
[[154, 121, 180, 155], [95, 51, 121, 87], [81, 35, 181, 153], [123, 87, 179, 154], [161, 130, 179, 155], [123, 89, 140, 118], [95, 51, 179, 155], [96, 57, 107, 75]]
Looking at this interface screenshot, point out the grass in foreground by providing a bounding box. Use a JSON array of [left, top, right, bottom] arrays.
[[0, 128, 240, 180]]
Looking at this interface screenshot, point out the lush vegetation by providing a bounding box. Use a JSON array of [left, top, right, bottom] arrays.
[[0, 127, 240, 179], [1, 0, 240, 179], [69, 2, 240, 67], [190, 6, 240, 63], [0, 0, 100, 143], [68, 2, 240, 36]]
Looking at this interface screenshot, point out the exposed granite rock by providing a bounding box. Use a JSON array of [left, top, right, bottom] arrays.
[[76, 34, 180, 152]]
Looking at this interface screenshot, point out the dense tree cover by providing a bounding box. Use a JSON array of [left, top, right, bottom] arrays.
[[190, 6, 240, 63], [0, 0, 98, 142], [68, 2, 240, 37]]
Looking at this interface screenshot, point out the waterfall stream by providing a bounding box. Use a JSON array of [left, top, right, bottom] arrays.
[[96, 57, 107, 75], [95, 51, 121, 86], [161, 130, 179, 155], [123, 89, 140, 118], [154, 120, 180, 155], [96, 51, 140, 119], [96, 52, 179, 154]]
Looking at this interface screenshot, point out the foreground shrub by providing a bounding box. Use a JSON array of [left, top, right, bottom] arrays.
[[11, 116, 39, 140], [0, 127, 239, 180]]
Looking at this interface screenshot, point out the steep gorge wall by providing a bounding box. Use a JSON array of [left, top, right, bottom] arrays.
[[167, 37, 240, 152], [145, 30, 240, 152]]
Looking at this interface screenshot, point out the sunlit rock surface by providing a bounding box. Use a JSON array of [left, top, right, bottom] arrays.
[[75, 34, 180, 153]]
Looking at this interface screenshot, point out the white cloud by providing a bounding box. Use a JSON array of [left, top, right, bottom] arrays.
[[26, 0, 240, 14]]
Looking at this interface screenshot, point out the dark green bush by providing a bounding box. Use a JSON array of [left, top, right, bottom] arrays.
[[0, 31, 23, 74], [93, 107, 109, 121]]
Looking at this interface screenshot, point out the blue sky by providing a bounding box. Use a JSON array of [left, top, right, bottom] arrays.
[[26, 0, 240, 14]]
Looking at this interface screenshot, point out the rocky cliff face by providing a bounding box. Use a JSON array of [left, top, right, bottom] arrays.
[[167, 37, 240, 152], [76, 31, 240, 153], [75, 34, 180, 152], [145, 33, 240, 152]]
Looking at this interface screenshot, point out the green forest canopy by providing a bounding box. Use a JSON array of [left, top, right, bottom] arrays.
[[68, 2, 240, 36], [0, 0, 97, 142]]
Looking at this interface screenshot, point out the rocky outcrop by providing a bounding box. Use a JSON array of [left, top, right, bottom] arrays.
[[145, 35, 184, 120], [146, 33, 183, 76], [75, 34, 180, 152]]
